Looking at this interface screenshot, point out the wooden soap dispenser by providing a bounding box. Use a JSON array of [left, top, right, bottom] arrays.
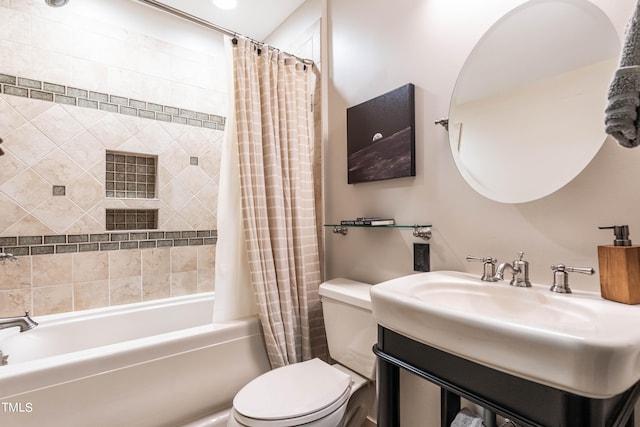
[[597, 225, 640, 304]]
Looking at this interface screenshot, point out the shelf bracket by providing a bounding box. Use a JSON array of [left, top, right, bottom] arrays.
[[413, 226, 432, 240], [333, 226, 348, 236]]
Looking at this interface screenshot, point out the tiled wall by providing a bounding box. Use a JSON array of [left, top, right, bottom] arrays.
[[0, 1, 228, 316], [0, 91, 223, 316], [1, 245, 216, 314], [0, 74, 226, 131]]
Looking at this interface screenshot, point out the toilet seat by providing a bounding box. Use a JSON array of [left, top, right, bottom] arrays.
[[232, 358, 353, 427]]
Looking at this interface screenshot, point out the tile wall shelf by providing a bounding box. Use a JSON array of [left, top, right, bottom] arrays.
[[106, 209, 158, 231]]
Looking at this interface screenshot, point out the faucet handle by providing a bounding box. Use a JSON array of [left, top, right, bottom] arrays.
[[466, 255, 496, 263], [550, 264, 595, 294], [466, 255, 499, 282]]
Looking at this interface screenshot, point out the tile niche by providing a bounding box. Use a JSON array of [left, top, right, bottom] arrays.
[[105, 150, 159, 231]]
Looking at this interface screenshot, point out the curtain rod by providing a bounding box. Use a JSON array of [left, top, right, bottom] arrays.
[[134, 0, 314, 65]]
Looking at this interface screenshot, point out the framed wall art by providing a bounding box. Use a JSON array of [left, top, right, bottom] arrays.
[[346, 83, 415, 184]]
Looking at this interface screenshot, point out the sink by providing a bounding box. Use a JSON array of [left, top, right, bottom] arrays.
[[370, 270, 640, 399]]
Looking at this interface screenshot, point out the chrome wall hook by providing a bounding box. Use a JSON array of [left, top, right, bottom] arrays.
[[434, 118, 449, 131]]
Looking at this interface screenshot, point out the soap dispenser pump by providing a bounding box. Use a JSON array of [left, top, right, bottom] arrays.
[[597, 225, 640, 304], [598, 225, 632, 246]]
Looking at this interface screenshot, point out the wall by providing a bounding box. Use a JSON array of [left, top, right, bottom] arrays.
[[0, 0, 226, 316], [266, 0, 322, 66], [324, 0, 639, 425], [325, 0, 640, 289]]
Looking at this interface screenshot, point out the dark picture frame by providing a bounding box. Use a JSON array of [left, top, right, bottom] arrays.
[[346, 83, 415, 184]]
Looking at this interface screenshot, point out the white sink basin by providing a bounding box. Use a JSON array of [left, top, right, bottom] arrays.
[[370, 270, 640, 398]]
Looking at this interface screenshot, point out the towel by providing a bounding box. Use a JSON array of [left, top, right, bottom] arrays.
[[605, 1, 640, 148], [450, 407, 484, 427]]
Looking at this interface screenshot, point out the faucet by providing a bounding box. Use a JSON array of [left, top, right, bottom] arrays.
[[0, 252, 17, 262], [494, 252, 532, 287], [0, 312, 38, 332]]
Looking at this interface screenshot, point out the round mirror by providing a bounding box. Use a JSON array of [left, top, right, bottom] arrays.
[[448, 0, 620, 203]]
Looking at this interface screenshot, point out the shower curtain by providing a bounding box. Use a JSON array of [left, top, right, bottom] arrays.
[[214, 36, 326, 368]]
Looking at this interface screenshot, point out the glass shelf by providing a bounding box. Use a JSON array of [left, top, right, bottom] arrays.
[[324, 224, 432, 239], [324, 224, 431, 229]]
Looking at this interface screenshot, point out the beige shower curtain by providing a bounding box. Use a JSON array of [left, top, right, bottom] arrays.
[[228, 36, 326, 368]]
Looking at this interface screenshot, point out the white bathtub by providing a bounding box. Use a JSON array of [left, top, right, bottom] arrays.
[[0, 293, 270, 427]]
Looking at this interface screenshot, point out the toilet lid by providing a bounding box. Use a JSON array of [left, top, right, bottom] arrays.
[[233, 358, 352, 426]]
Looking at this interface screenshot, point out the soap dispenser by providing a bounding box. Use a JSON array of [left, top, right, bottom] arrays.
[[597, 225, 640, 304]]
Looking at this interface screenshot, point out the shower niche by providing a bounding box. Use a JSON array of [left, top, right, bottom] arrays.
[[105, 209, 158, 231], [105, 150, 159, 231]]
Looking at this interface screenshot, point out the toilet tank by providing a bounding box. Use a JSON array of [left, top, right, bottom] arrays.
[[319, 278, 377, 381]]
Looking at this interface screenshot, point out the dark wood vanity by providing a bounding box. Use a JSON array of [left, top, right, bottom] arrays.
[[374, 326, 640, 427]]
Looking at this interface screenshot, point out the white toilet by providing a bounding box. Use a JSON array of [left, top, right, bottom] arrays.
[[228, 278, 377, 427]]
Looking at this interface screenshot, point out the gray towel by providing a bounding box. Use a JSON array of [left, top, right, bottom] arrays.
[[450, 407, 483, 427], [605, 1, 640, 148]]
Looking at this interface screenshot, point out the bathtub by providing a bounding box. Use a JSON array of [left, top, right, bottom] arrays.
[[0, 293, 270, 427]]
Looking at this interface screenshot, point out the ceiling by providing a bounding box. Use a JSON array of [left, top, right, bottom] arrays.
[[153, 0, 308, 41]]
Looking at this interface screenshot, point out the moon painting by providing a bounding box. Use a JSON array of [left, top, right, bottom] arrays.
[[346, 83, 415, 184]]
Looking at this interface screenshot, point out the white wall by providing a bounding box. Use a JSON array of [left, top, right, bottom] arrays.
[[325, 0, 638, 292], [266, 0, 322, 66], [325, 0, 640, 425]]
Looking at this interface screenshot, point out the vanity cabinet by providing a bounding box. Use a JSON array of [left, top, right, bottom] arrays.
[[374, 326, 639, 427]]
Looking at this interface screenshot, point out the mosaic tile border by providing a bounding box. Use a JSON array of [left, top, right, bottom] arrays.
[[0, 73, 226, 130], [0, 230, 217, 256]]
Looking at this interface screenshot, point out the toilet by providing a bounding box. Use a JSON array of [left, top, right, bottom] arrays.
[[228, 278, 377, 427]]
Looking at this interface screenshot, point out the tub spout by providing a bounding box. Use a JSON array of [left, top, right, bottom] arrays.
[[0, 312, 38, 332]]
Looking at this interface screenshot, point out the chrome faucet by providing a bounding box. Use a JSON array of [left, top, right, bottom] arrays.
[[494, 252, 532, 287], [0, 312, 38, 332]]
